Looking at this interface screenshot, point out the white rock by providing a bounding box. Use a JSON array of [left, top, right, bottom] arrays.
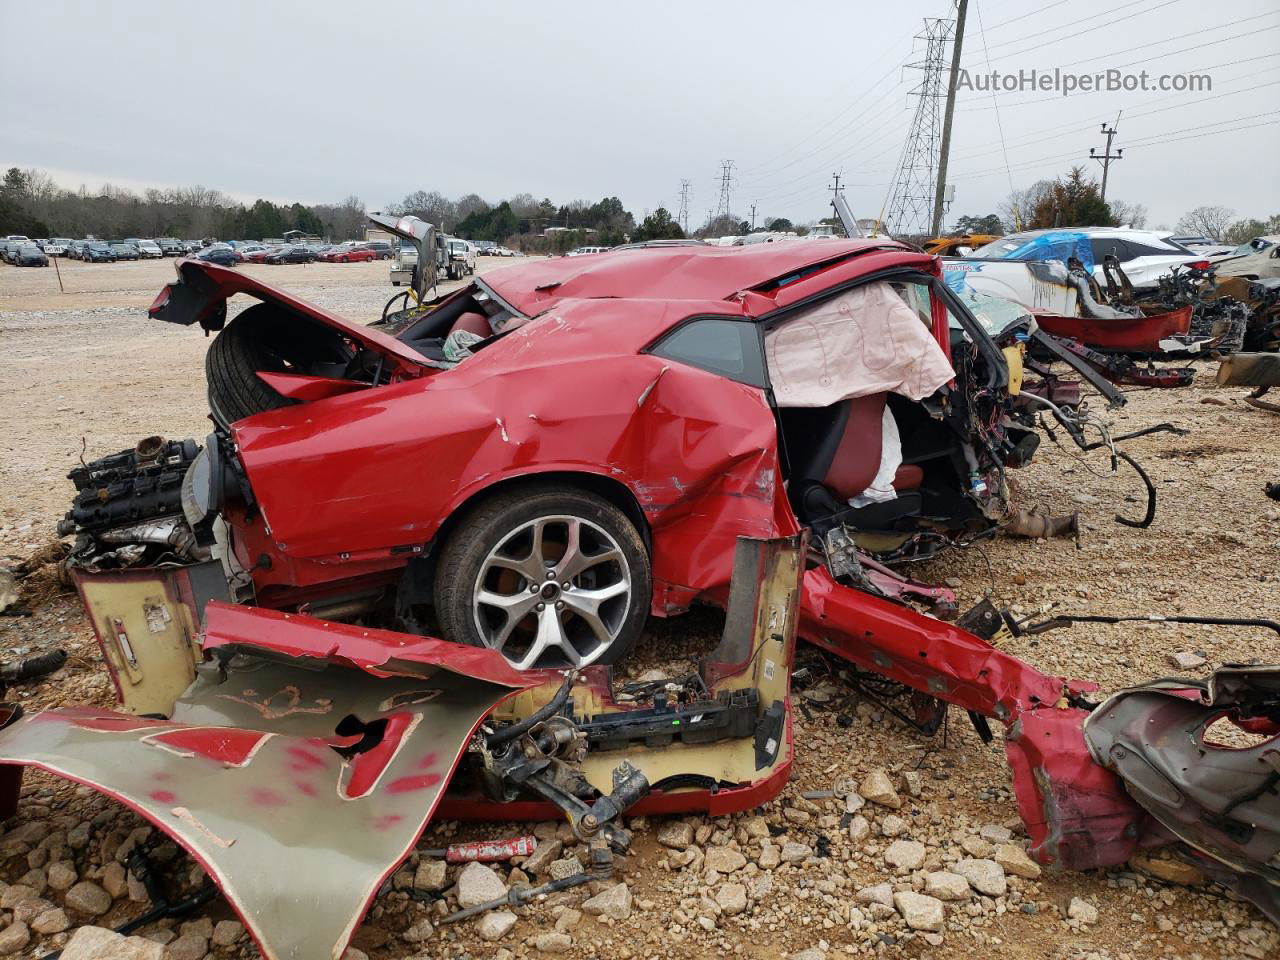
[[533, 932, 573, 953], [1068, 897, 1099, 924], [855, 883, 894, 908], [847, 815, 870, 843], [455, 862, 507, 909], [884, 839, 926, 871], [61, 925, 164, 960], [657, 821, 694, 849], [1169, 651, 1206, 670], [893, 891, 945, 932], [704, 847, 746, 874], [715, 882, 748, 915], [583, 883, 633, 920], [880, 814, 907, 837], [953, 858, 1007, 896], [780, 841, 812, 863], [924, 871, 971, 901], [477, 909, 517, 941], [978, 824, 1012, 843], [414, 858, 448, 892]]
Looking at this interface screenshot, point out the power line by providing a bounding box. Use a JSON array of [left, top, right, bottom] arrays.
[[965, 0, 1154, 56], [962, 0, 1184, 64], [1056, 10, 1280, 70], [972, 0, 1018, 225], [947, 109, 1280, 182], [949, 71, 1280, 163], [972, 0, 1071, 34]]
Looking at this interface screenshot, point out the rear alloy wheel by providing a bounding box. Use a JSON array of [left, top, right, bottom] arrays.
[[434, 487, 649, 669]]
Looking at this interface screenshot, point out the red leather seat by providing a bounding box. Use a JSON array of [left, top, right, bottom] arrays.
[[449, 311, 491, 338], [821, 395, 922, 500], [893, 464, 924, 490]]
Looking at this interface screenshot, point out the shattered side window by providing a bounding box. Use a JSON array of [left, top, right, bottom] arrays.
[[651, 318, 766, 387]]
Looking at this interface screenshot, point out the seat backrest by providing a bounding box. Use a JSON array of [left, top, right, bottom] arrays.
[[782, 394, 886, 501], [449, 311, 492, 338], [822, 394, 886, 500]]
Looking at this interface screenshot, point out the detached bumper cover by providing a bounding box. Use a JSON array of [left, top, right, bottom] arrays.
[[0, 634, 531, 960], [1084, 665, 1280, 923]]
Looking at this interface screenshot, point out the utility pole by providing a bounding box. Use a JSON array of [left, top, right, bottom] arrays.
[[829, 173, 843, 204], [677, 180, 691, 235], [931, 0, 967, 237], [1089, 119, 1123, 203]]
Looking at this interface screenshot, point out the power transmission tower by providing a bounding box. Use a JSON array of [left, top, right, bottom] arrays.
[[677, 180, 691, 234], [884, 15, 956, 239], [714, 161, 735, 224], [1089, 120, 1123, 203], [932, 0, 967, 236], [750, 201, 758, 230]]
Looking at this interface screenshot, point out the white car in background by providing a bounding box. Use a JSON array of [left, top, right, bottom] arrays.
[[1210, 235, 1280, 280], [967, 228, 1206, 290], [133, 239, 164, 258]]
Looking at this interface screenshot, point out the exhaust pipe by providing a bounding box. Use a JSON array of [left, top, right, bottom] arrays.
[[1003, 509, 1079, 539]]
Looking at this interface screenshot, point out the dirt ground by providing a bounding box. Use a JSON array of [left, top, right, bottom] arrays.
[[0, 256, 1277, 960]]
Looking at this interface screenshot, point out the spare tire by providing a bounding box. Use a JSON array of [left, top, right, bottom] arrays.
[[205, 304, 354, 429]]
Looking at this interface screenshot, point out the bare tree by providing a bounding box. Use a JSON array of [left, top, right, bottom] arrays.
[[998, 180, 1053, 232], [1108, 200, 1148, 229], [454, 193, 490, 220], [1175, 205, 1235, 242]]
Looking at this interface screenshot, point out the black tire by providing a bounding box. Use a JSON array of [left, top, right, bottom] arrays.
[[205, 304, 354, 428], [434, 484, 650, 669]]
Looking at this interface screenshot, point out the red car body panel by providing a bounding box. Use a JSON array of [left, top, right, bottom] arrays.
[[1033, 305, 1192, 352]]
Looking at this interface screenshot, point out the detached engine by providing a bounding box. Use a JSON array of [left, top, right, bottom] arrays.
[[59, 436, 209, 568]]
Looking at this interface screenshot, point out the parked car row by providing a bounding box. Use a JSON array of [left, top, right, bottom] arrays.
[[1, 237, 49, 267]]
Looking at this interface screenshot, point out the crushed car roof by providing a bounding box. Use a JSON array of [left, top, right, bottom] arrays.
[[481, 238, 911, 314]]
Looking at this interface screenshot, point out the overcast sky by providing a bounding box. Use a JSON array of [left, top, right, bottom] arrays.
[[2, 0, 1278, 231]]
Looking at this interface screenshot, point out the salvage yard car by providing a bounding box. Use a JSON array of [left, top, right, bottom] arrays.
[[12, 242, 49, 266], [81, 240, 117, 262], [1212, 234, 1280, 280], [4, 236, 1276, 960], [263, 243, 315, 264]]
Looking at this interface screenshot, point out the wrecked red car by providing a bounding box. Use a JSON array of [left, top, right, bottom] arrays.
[[1, 238, 1276, 958]]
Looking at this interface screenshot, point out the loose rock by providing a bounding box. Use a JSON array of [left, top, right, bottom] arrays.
[[583, 882, 633, 920], [657, 822, 694, 850], [994, 843, 1042, 879], [894, 891, 945, 932], [715, 882, 748, 916], [65, 880, 113, 916], [477, 909, 517, 941], [924, 871, 971, 901], [858, 768, 902, 809], [953, 858, 1007, 896], [884, 839, 925, 871], [1068, 897, 1099, 924], [455, 862, 507, 909]]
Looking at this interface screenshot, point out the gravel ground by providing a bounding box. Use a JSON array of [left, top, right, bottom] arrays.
[[0, 258, 1277, 960]]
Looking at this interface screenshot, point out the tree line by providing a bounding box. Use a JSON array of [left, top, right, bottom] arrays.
[[0, 167, 368, 243], [950, 165, 1274, 245]]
